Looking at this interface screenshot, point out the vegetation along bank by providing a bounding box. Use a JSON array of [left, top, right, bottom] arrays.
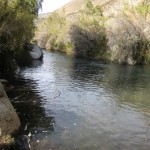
[[35, 0, 150, 65], [0, 0, 43, 148], [0, 0, 150, 149]]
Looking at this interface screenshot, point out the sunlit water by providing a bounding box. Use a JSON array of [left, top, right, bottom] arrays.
[[6, 51, 150, 150]]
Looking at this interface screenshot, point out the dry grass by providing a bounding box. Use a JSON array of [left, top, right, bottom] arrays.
[[54, 0, 117, 16], [0, 135, 14, 145], [37, 0, 150, 64], [106, 0, 150, 64], [0, 135, 14, 147]]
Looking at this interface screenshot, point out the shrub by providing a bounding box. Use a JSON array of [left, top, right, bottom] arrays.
[[0, 135, 15, 149], [124, 1, 150, 64], [0, 0, 42, 54], [69, 1, 109, 60], [0, 0, 43, 71], [107, 0, 150, 64], [35, 0, 109, 60]]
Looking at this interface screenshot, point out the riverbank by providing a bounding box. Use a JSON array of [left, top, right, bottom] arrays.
[[35, 0, 150, 65], [0, 81, 20, 148]]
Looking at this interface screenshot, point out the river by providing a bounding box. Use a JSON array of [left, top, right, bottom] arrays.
[[5, 51, 150, 150]]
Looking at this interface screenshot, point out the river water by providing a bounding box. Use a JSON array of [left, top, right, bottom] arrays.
[[6, 51, 150, 150]]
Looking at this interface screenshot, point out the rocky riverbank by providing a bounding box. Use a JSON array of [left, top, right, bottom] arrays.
[[0, 81, 20, 147]]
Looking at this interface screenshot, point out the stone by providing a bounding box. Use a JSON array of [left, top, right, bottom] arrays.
[[0, 79, 8, 84], [0, 82, 20, 136], [29, 44, 43, 60], [0, 82, 7, 98]]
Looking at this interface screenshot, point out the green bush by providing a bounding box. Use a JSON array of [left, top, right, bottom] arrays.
[[45, 12, 69, 52], [124, 0, 150, 64], [0, 0, 42, 54], [108, 0, 150, 64], [124, 0, 150, 17], [35, 0, 109, 60], [0, 0, 43, 71], [70, 1, 109, 60]]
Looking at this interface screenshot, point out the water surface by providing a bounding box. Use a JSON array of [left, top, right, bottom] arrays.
[[7, 51, 150, 150]]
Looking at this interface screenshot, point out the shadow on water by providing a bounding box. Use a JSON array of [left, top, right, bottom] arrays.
[[102, 65, 150, 111], [7, 79, 55, 134], [1, 51, 150, 150], [2, 59, 55, 137], [70, 58, 106, 81], [69, 58, 150, 111], [19, 59, 44, 68]]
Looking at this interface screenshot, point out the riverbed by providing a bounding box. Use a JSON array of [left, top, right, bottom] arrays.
[[5, 51, 150, 150]]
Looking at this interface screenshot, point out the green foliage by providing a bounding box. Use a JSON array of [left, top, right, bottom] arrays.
[[85, 0, 94, 15], [121, 0, 150, 64], [47, 12, 66, 36], [85, 0, 103, 16], [35, 0, 109, 60], [44, 12, 73, 53], [70, 1, 108, 60], [0, 135, 14, 145], [0, 135, 15, 150], [35, 12, 68, 52], [124, 0, 150, 17], [141, 40, 150, 64], [134, 0, 150, 17], [0, 0, 42, 54]]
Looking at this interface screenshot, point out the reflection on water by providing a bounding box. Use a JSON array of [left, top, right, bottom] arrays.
[[6, 51, 150, 150]]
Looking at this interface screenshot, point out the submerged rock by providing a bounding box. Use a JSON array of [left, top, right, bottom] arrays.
[[16, 135, 31, 150], [0, 82, 20, 136]]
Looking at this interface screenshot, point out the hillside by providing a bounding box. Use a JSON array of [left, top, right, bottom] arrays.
[[36, 0, 150, 65], [38, 12, 52, 19], [56, 0, 142, 16], [38, 0, 121, 18], [56, 0, 112, 15], [39, 0, 142, 18]]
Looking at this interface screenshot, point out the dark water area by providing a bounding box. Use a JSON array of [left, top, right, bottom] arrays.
[[3, 51, 150, 150]]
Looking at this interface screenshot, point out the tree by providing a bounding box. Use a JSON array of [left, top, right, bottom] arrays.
[[85, 0, 103, 16], [0, 0, 43, 54]]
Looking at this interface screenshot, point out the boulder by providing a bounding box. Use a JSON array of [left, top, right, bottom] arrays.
[[29, 44, 43, 60], [0, 82, 7, 98], [0, 82, 20, 136]]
